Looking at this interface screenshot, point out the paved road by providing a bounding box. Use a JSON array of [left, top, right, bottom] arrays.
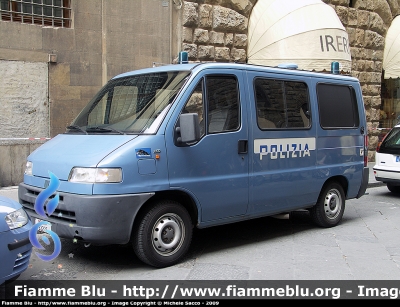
[[4, 163, 399, 281]]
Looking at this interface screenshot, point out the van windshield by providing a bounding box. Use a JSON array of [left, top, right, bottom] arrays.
[[69, 70, 190, 134]]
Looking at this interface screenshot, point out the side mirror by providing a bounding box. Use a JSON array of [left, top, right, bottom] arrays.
[[176, 113, 200, 144]]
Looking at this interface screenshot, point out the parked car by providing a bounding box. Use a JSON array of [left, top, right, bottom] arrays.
[[374, 124, 400, 193], [0, 195, 32, 285]]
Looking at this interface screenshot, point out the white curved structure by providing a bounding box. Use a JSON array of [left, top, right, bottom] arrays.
[[247, 0, 351, 72], [383, 15, 400, 79]]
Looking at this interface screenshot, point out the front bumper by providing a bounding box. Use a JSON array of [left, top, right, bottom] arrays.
[[18, 183, 154, 245], [0, 224, 32, 285]]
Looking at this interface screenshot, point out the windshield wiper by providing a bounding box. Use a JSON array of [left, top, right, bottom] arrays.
[[67, 125, 88, 134], [86, 126, 125, 135]]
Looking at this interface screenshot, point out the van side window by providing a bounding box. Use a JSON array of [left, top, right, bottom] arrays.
[[206, 76, 240, 133], [183, 80, 205, 138], [254, 78, 310, 129], [183, 75, 240, 136], [317, 83, 359, 128]]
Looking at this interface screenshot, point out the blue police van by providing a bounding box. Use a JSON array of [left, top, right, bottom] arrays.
[[18, 62, 369, 267]]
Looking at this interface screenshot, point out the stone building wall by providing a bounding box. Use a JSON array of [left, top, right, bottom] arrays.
[[179, 0, 400, 161], [180, 0, 256, 62], [327, 0, 400, 161]]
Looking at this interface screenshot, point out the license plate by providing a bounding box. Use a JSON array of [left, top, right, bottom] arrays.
[[35, 218, 51, 232]]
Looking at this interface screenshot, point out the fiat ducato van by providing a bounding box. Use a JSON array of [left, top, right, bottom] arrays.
[[18, 62, 369, 267]]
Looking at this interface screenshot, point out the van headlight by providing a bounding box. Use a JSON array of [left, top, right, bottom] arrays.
[[5, 208, 29, 230], [68, 168, 122, 183], [25, 161, 33, 176]]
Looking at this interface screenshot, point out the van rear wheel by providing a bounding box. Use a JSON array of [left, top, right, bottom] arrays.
[[133, 201, 192, 268], [310, 182, 345, 228]]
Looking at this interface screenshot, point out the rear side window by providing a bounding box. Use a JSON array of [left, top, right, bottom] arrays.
[[379, 127, 400, 154], [254, 78, 310, 129], [317, 83, 359, 129]]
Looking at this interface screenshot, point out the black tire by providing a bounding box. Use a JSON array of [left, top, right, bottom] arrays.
[[133, 201, 193, 268], [309, 182, 345, 228], [387, 183, 400, 194]]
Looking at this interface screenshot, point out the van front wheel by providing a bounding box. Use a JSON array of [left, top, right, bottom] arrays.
[[133, 201, 192, 268], [310, 182, 345, 228]]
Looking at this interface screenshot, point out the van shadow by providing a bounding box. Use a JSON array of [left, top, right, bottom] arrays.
[[186, 211, 314, 260], [76, 211, 315, 265], [29, 211, 318, 277]]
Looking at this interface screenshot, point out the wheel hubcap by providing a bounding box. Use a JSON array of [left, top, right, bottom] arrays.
[[152, 213, 185, 256], [324, 189, 341, 219]]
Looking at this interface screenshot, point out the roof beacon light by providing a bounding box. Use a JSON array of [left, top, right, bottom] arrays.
[[331, 61, 339, 74], [277, 63, 298, 70], [178, 51, 188, 64]]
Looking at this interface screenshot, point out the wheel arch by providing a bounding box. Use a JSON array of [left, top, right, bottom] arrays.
[[322, 175, 348, 198], [133, 190, 199, 229]]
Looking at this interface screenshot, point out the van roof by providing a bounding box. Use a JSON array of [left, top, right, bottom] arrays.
[[113, 62, 358, 82]]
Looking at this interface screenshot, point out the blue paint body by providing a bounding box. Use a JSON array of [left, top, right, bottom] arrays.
[[18, 62, 369, 246]]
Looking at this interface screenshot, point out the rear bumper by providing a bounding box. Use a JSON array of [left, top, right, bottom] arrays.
[[356, 166, 369, 198], [373, 166, 400, 183]]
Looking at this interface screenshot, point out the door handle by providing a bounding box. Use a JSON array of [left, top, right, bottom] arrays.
[[238, 140, 248, 154]]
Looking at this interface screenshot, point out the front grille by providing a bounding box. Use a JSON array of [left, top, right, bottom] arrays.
[[21, 188, 76, 223], [13, 249, 31, 275]]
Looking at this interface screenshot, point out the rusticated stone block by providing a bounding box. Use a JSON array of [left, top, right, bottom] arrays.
[[347, 27, 356, 45], [225, 33, 234, 46], [369, 107, 380, 121], [348, 8, 358, 26], [198, 45, 215, 59], [369, 12, 386, 35], [370, 95, 382, 107], [368, 136, 378, 151], [369, 72, 383, 83], [353, 0, 368, 10], [182, 43, 198, 59], [234, 33, 247, 47], [183, 27, 193, 43], [199, 4, 213, 28], [330, 0, 348, 5], [357, 10, 370, 29], [194, 29, 210, 43], [215, 47, 230, 61], [366, 83, 380, 96], [364, 30, 385, 49], [213, 6, 248, 33], [354, 59, 366, 71], [209, 31, 225, 45], [373, 0, 392, 25], [231, 48, 246, 62], [354, 29, 365, 47], [335, 5, 349, 26], [350, 48, 367, 59], [387, 0, 400, 17], [364, 60, 374, 71], [374, 60, 383, 72], [183, 1, 199, 27], [358, 71, 368, 83], [366, 49, 384, 61]]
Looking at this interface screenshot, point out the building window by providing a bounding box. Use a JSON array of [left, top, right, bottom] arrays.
[[0, 0, 71, 28]]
